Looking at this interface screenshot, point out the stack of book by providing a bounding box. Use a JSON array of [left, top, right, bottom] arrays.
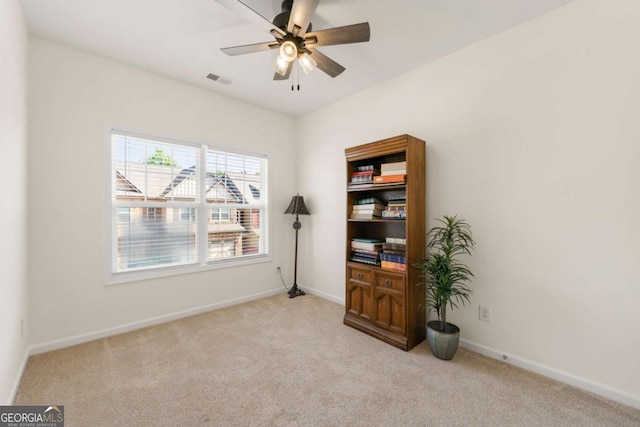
[[374, 161, 406, 184], [350, 165, 380, 185], [380, 237, 406, 271], [351, 197, 384, 219], [382, 195, 407, 219], [350, 238, 383, 265]]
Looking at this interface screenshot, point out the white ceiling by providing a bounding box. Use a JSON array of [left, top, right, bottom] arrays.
[[20, 0, 575, 117]]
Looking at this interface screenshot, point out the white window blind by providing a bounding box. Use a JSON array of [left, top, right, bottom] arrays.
[[111, 130, 268, 277]]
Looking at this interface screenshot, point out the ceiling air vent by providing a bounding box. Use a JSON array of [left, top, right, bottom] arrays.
[[206, 73, 231, 85]]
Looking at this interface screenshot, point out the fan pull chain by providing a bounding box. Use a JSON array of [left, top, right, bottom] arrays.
[[291, 62, 301, 91]]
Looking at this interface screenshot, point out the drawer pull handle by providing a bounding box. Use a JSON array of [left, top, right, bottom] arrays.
[[384, 279, 393, 287], [356, 273, 364, 279]]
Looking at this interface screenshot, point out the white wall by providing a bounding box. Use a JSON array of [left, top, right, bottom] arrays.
[[298, 0, 640, 402], [27, 38, 297, 346], [0, 0, 28, 404]]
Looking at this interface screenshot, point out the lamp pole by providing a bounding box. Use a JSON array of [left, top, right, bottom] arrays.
[[284, 194, 309, 298], [289, 212, 305, 298]]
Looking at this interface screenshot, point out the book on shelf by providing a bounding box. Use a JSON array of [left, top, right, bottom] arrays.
[[352, 203, 385, 211], [380, 161, 406, 174], [351, 170, 377, 184], [350, 257, 380, 266], [351, 209, 382, 218], [382, 242, 407, 251], [354, 197, 383, 205], [351, 169, 380, 182], [351, 248, 381, 257], [385, 205, 406, 211], [381, 210, 406, 219], [373, 174, 406, 184], [381, 260, 407, 272], [351, 211, 380, 216], [351, 239, 383, 251], [381, 169, 407, 176], [381, 249, 406, 256], [354, 165, 378, 172], [351, 213, 382, 220], [382, 198, 405, 218], [386, 237, 406, 244], [380, 253, 406, 264], [387, 194, 406, 203], [351, 252, 379, 262]]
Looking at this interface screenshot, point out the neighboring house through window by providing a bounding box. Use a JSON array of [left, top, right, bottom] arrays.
[[109, 130, 269, 283]]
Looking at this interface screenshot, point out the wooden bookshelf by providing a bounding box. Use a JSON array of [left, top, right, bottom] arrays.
[[344, 134, 426, 351]]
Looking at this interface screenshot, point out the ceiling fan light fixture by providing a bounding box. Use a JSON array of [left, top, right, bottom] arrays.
[[298, 52, 317, 74], [280, 40, 298, 62], [275, 55, 290, 76]]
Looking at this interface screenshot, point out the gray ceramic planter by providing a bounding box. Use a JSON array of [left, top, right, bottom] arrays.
[[426, 321, 460, 360]]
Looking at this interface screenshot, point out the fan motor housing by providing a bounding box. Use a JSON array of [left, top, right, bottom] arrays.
[[272, 12, 290, 31], [281, 0, 293, 12], [273, 0, 312, 33]]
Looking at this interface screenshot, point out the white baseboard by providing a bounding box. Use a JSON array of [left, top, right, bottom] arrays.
[[303, 286, 345, 305], [460, 338, 640, 411], [7, 348, 30, 405], [30, 288, 285, 355]]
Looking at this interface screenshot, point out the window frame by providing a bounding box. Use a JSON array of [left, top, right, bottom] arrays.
[[105, 126, 271, 285]]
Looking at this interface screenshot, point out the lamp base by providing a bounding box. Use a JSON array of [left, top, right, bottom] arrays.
[[288, 284, 305, 299]]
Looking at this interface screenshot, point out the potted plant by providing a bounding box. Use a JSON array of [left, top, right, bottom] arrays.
[[416, 215, 475, 360]]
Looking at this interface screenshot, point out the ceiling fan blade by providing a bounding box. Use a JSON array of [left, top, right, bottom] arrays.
[[221, 41, 279, 56], [216, 0, 286, 37], [308, 48, 345, 78], [287, 0, 319, 37], [304, 22, 370, 47], [274, 62, 293, 80]]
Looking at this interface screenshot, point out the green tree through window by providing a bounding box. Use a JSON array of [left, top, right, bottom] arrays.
[[146, 148, 178, 167]]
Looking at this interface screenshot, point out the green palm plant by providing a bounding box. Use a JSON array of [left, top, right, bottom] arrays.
[[417, 215, 475, 333]]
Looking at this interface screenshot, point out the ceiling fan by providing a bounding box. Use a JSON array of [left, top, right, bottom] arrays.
[[217, 0, 370, 80]]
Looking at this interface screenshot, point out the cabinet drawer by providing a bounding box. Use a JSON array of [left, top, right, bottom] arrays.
[[375, 271, 405, 292], [348, 265, 373, 283]]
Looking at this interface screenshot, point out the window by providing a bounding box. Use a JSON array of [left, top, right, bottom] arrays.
[[210, 207, 230, 222], [180, 208, 195, 222], [144, 207, 163, 222], [110, 130, 269, 281], [117, 208, 131, 223]]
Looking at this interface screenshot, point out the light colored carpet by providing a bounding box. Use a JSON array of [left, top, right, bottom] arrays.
[[16, 294, 640, 426]]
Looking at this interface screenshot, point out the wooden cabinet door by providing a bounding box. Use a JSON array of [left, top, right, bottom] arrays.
[[373, 271, 406, 335], [346, 265, 373, 321]]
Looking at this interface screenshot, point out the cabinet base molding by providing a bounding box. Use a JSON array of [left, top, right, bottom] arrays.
[[344, 313, 409, 351]]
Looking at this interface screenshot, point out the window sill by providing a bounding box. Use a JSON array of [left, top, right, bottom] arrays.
[[105, 254, 272, 286]]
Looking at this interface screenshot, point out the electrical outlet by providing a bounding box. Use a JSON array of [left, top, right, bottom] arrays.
[[276, 266, 281, 274], [479, 305, 491, 322]]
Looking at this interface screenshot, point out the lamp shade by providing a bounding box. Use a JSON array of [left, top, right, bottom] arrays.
[[298, 52, 317, 74], [280, 40, 298, 63], [284, 194, 310, 215]]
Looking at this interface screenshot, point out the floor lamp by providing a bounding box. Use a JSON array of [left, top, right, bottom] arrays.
[[284, 194, 310, 298]]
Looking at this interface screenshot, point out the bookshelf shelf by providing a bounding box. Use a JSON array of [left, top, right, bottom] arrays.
[[347, 218, 406, 223], [344, 134, 426, 351], [347, 183, 407, 192]]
